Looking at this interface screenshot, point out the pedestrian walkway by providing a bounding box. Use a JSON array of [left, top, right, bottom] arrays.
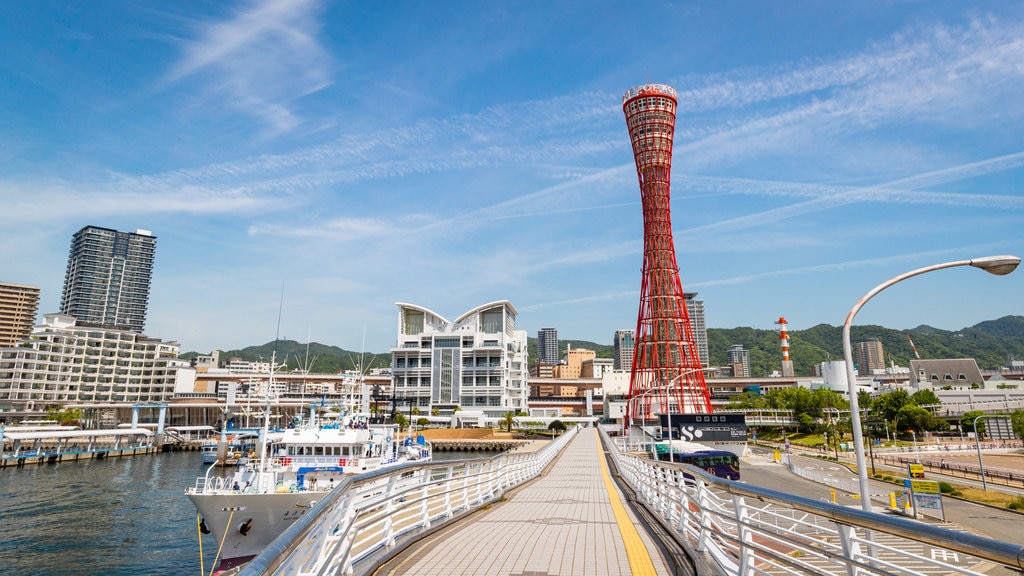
[[378, 426, 673, 575]]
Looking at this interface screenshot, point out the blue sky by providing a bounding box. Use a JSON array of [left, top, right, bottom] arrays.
[[2, 1, 1022, 355]]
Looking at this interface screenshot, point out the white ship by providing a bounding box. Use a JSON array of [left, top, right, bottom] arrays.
[[186, 415, 431, 572]]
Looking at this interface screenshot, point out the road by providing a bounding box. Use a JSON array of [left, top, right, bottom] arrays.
[[744, 447, 1024, 575]]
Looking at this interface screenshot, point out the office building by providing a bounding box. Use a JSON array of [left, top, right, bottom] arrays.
[[537, 327, 558, 365], [613, 329, 635, 370], [553, 347, 595, 379], [855, 338, 885, 376], [0, 283, 40, 348], [727, 344, 750, 378], [60, 226, 156, 332], [391, 301, 529, 418]]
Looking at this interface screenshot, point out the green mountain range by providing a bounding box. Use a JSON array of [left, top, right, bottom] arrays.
[[183, 315, 1024, 378]]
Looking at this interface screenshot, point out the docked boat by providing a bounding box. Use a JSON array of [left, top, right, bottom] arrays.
[[199, 432, 262, 465], [186, 415, 431, 572]]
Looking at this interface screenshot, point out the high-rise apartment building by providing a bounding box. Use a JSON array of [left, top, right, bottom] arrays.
[[855, 338, 885, 375], [684, 292, 709, 368], [727, 344, 750, 378], [0, 283, 40, 348], [537, 327, 558, 365], [613, 329, 635, 370], [391, 301, 529, 417], [60, 226, 156, 333]]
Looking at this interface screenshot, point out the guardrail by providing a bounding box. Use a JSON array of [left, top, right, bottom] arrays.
[[599, 426, 1024, 576], [237, 426, 579, 575]]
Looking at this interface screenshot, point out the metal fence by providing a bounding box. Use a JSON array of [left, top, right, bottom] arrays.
[[600, 426, 1024, 576], [236, 426, 579, 576]]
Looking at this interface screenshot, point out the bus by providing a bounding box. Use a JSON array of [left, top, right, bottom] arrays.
[[655, 443, 740, 480]]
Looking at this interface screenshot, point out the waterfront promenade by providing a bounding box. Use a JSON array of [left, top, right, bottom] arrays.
[[376, 426, 676, 576]]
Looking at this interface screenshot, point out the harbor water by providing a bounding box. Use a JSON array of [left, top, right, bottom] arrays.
[[0, 449, 501, 576], [0, 451, 218, 576]]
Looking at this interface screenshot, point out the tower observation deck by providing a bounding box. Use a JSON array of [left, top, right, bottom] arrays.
[[622, 83, 712, 421]]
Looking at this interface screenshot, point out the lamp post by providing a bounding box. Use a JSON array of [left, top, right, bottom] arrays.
[[843, 255, 1020, 513], [973, 415, 989, 491]]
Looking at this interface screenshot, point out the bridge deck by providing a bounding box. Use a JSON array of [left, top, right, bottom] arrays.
[[378, 426, 672, 575]]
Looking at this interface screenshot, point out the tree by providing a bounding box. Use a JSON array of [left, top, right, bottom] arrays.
[[431, 407, 440, 417], [416, 417, 431, 427], [910, 389, 941, 406], [500, 411, 515, 433], [548, 420, 567, 433], [961, 410, 987, 436], [394, 413, 409, 432], [1011, 409, 1024, 439], [896, 405, 933, 434], [874, 389, 912, 424]]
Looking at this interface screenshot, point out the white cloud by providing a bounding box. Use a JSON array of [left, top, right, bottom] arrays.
[[161, 0, 333, 134]]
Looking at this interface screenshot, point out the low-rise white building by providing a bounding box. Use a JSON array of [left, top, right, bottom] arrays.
[[390, 300, 529, 419]]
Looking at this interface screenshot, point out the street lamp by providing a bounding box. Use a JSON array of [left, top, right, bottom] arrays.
[[973, 415, 989, 491], [843, 254, 1020, 513]]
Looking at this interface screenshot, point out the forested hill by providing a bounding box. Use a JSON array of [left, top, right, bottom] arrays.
[[181, 315, 1024, 378], [707, 315, 1024, 376]]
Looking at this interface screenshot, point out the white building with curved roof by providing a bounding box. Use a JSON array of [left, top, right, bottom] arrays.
[[391, 300, 529, 420]]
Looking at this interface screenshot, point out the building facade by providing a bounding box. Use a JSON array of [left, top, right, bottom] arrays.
[[537, 327, 558, 365], [391, 301, 529, 418], [727, 344, 750, 378], [60, 226, 156, 333], [553, 347, 595, 379], [0, 283, 40, 348], [855, 338, 886, 375], [0, 313, 180, 414], [684, 292, 709, 367], [613, 329, 635, 370]]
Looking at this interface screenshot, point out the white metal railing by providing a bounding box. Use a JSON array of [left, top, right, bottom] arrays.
[[599, 425, 1024, 576], [238, 426, 579, 576]]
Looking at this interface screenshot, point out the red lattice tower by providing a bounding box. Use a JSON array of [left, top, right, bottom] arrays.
[[622, 83, 712, 424]]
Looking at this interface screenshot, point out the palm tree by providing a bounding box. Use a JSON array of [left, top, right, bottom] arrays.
[[501, 411, 515, 433]]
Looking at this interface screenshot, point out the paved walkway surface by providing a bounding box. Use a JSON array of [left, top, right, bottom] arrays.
[[378, 427, 673, 576]]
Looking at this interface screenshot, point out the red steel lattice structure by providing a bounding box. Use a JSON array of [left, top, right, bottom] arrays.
[[622, 83, 712, 424]]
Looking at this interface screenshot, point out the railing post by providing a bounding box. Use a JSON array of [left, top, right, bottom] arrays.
[[733, 494, 756, 574], [837, 524, 863, 576]]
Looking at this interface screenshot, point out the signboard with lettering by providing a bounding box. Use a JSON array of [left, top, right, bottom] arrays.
[[907, 463, 926, 479], [903, 479, 940, 494], [903, 478, 944, 520], [660, 413, 747, 442]]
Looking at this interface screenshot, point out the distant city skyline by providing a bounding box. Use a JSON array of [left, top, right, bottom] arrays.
[[1, 2, 1022, 354]]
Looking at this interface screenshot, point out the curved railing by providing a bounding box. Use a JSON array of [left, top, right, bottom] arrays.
[[599, 426, 1024, 575], [237, 426, 580, 575]]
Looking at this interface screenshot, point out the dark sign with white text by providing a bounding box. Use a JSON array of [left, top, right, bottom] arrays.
[[659, 413, 747, 442]]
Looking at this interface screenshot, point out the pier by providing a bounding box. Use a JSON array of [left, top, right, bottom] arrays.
[[373, 426, 674, 575], [239, 425, 1024, 576]]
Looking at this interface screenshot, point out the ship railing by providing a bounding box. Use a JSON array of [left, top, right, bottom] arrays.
[[600, 425, 1024, 576], [238, 425, 580, 576]]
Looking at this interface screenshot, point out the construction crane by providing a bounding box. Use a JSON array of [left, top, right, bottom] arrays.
[[907, 334, 921, 360]]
